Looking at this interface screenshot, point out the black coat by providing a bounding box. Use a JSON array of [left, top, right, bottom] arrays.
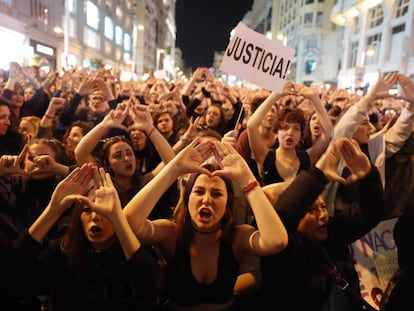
[[260, 166, 384, 310]]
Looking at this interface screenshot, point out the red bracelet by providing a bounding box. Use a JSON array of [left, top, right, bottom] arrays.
[[243, 180, 260, 194]]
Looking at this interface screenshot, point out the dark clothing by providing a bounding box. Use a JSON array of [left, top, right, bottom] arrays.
[[236, 129, 278, 182], [260, 166, 384, 310], [12, 230, 163, 311], [380, 203, 414, 311], [0, 130, 24, 156], [262, 148, 311, 185], [166, 240, 239, 307], [1, 216, 40, 310], [0, 176, 58, 232], [58, 93, 118, 129], [182, 95, 204, 120], [1, 87, 50, 124]]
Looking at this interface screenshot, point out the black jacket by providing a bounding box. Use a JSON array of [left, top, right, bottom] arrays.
[[260, 166, 384, 310]]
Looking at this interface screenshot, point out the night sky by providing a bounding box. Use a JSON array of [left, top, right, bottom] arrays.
[[175, 0, 254, 70]]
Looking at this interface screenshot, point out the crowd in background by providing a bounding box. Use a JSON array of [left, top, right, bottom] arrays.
[[0, 61, 413, 311]]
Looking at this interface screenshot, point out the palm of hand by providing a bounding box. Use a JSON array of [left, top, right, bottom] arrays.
[[319, 153, 342, 182], [52, 180, 84, 210], [344, 155, 370, 181], [93, 187, 116, 216], [219, 154, 243, 179]]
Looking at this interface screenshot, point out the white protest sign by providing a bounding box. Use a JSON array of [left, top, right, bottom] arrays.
[[349, 218, 399, 310], [220, 22, 295, 92]]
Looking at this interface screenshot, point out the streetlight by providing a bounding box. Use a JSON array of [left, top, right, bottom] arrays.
[[276, 32, 287, 46], [366, 48, 375, 57]]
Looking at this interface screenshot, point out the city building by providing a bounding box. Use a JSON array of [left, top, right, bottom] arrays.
[[0, 0, 179, 81], [331, 0, 413, 90], [214, 0, 341, 88]]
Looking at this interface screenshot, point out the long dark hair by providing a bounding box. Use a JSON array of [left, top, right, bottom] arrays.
[[57, 196, 117, 309]]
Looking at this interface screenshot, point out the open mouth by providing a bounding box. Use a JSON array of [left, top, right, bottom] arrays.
[[199, 208, 212, 220], [90, 225, 103, 234]]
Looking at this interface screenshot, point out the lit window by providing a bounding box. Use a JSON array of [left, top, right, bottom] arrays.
[[84, 27, 100, 49], [68, 0, 76, 13], [104, 17, 113, 40], [86, 1, 99, 30], [115, 26, 123, 45], [116, 6, 123, 19], [124, 33, 131, 51]]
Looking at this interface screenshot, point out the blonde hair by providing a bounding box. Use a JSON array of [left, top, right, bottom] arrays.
[[20, 116, 41, 133]]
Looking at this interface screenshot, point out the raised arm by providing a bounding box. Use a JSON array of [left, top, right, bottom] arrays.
[[74, 103, 128, 166], [334, 71, 397, 139], [124, 139, 213, 241], [383, 73, 414, 156], [212, 142, 288, 256], [246, 91, 282, 165], [75, 167, 140, 259], [28, 163, 94, 242], [299, 86, 333, 164], [38, 97, 66, 135], [128, 100, 175, 179]]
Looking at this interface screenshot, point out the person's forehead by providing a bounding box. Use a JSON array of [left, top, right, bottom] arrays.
[[28, 142, 54, 156]]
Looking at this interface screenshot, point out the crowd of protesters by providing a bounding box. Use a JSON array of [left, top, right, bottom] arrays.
[[0, 61, 413, 311]]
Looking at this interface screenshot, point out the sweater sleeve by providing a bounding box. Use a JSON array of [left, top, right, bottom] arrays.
[[275, 166, 328, 230]]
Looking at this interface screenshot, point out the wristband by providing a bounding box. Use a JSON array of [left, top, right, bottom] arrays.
[[44, 114, 54, 119], [243, 180, 260, 194], [147, 126, 156, 138]]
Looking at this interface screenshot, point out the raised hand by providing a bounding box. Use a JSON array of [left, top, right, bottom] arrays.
[[396, 74, 414, 111], [127, 100, 154, 133], [77, 76, 95, 96], [366, 70, 397, 102], [44, 97, 66, 117], [172, 138, 214, 176], [221, 129, 239, 147], [101, 103, 129, 131], [76, 167, 122, 221], [211, 141, 253, 184], [181, 116, 202, 143], [315, 139, 345, 184], [315, 138, 371, 185], [0, 145, 29, 177], [95, 77, 114, 101], [339, 138, 371, 184], [48, 163, 94, 214]]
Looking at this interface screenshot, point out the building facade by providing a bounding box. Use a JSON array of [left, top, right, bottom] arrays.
[[331, 0, 413, 90], [0, 0, 179, 81]]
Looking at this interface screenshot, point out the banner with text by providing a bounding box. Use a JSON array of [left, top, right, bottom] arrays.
[[220, 22, 295, 92], [350, 218, 399, 310]]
